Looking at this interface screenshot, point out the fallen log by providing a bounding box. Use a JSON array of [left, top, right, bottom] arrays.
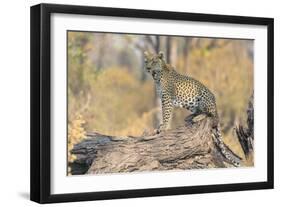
[[70, 116, 240, 175]]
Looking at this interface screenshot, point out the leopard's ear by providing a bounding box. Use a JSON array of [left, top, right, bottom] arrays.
[[144, 51, 150, 58], [158, 51, 164, 60]]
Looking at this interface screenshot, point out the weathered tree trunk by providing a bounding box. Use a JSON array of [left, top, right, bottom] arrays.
[[165, 36, 171, 63], [183, 38, 192, 72], [70, 116, 238, 175], [235, 93, 254, 164]]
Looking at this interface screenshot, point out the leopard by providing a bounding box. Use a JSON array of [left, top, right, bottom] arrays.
[[144, 51, 241, 167]]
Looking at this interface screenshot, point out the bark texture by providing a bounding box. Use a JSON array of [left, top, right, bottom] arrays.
[[70, 116, 239, 175]]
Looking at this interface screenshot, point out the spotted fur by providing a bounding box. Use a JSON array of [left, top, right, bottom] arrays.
[[144, 51, 241, 167]]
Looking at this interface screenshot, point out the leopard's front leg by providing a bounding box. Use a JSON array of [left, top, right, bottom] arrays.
[[156, 93, 173, 133]]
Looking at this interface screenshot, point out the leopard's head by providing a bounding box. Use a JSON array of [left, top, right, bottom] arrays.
[[144, 51, 165, 80]]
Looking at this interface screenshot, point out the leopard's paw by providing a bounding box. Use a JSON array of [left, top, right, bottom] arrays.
[[155, 124, 167, 134]]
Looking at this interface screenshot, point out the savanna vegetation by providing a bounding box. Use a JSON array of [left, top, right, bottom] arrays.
[[67, 31, 253, 173]]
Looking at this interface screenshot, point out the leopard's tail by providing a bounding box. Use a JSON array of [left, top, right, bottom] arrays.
[[212, 125, 242, 167]]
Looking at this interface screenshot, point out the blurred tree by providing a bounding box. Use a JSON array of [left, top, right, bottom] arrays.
[[68, 32, 94, 96]]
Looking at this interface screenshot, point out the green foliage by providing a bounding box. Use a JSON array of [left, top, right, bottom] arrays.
[[68, 32, 95, 95]]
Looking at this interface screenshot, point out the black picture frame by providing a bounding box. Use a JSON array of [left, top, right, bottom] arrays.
[[30, 3, 274, 204]]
